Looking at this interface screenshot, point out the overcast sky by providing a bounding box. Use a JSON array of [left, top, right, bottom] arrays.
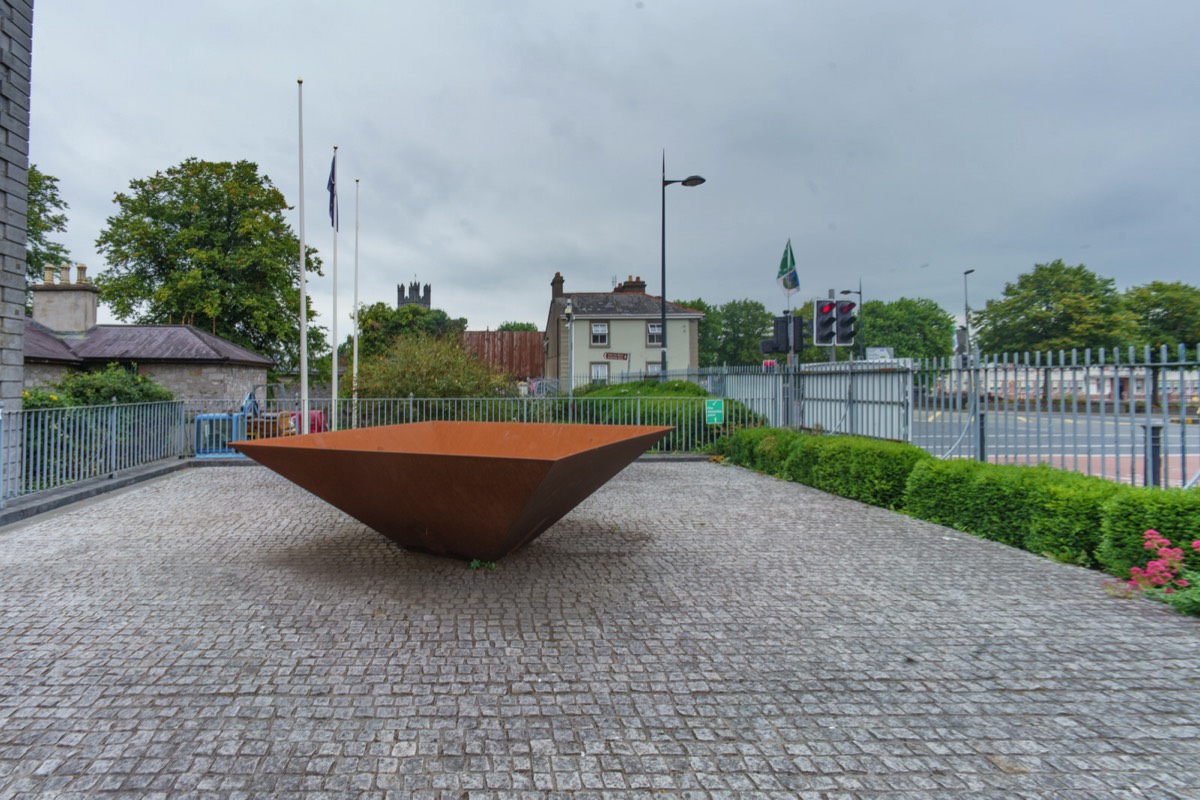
[[28, 1, 1200, 341]]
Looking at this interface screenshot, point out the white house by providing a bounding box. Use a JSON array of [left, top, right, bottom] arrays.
[[543, 272, 703, 388]]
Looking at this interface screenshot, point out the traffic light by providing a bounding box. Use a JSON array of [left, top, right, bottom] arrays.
[[836, 301, 857, 346], [790, 314, 807, 353], [814, 299, 837, 346], [760, 315, 807, 354], [760, 316, 789, 354]]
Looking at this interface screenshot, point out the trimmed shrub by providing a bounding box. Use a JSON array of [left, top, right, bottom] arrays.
[[1024, 474, 1128, 567], [1097, 488, 1200, 577], [902, 458, 983, 530], [807, 437, 931, 510]]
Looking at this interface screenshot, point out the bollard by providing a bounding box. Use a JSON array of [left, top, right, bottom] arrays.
[[1142, 423, 1163, 488], [976, 411, 987, 462]]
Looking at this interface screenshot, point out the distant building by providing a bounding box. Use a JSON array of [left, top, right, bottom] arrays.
[[24, 265, 272, 399], [544, 272, 703, 388], [398, 281, 431, 309]]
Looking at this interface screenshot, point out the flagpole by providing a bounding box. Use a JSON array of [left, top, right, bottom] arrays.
[[296, 78, 309, 435], [352, 177, 360, 430], [329, 145, 338, 432]]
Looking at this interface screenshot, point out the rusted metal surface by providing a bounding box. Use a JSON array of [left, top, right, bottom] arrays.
[[232, 421, 671, 560]]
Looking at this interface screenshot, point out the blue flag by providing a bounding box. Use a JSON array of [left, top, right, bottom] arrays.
[[327, 153, 338, 230]]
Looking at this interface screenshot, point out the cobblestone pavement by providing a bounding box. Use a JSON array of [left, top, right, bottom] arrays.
[[1, 462, 1198, 799]]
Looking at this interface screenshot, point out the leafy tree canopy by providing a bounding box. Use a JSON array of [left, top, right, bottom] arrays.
[[675, 298, 721, 367], [1124, 281, 1200, 350], [25, 164, 71, 288], [496, 321, 538, 332], [714, 299, 774, 366], [23, 363, 174, 409], [94, 158, 326, 373], [352, 334, 515, 398], [973, 260, 1135, 354], [676, 297, 774, 366], [354, 302, 467, 359], [860, 297, 955, 360]]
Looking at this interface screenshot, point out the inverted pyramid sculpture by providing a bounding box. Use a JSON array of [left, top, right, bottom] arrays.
[[232, 421, 672, 560]]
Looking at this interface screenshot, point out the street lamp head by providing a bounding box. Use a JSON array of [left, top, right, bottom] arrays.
[[681, 175, 706, 187], [964, 268, 975, 276], [840, 289, 852, 295]]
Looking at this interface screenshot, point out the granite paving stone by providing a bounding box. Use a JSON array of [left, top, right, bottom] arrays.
[[0, 462, 1198, 799]]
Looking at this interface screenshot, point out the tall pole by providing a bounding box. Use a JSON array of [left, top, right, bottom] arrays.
[[660, 152, 668, 377], [330, 145, 338, 432], [964, 268, 977, 457], [963, 269, 974, 356], [352, 178, 360, 429], [658, 152, 706, 378], [296, 79, 309, 434]]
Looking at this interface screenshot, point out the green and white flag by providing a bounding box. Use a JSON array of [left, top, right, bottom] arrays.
[[777, 239, 799, 296]]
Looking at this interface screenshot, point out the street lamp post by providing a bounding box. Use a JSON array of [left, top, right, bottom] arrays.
[[840, 278, 863, 359], [963, 269, 975, 355], [963, 268, 978, 457], [661, 152, 705, 377]]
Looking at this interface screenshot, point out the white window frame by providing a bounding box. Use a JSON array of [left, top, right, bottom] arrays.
[[590, 362, 610, 383], [646, 321, 663, 347], [590, 321, 609, 347]]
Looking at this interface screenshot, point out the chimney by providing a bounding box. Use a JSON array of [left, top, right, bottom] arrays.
[[30, 262, 101, 333], [551, 272, 564, 299], [613, 275, 647, 294]]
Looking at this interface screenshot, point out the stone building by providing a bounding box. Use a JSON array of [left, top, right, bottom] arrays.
[[25, 265, 272, 399]]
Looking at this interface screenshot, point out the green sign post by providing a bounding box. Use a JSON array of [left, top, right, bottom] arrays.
[[705, 398, 725, 425]]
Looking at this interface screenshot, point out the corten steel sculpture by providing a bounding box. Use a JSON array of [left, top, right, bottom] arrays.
[[232, 421, 672, 560]]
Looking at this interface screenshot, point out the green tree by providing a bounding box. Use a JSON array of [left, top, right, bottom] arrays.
[[354, 302, 468, 360], [860, 297, 955, 360], [94, 158, 326, 372], [353, 334, 515, 398], [973, 260, 1135, 354], [675, 298, 721, 367], [25, 164, 72, 286], [714, 299, 773, 366], [496, 321, 538, 332], [1124, 281, 1200, 350]]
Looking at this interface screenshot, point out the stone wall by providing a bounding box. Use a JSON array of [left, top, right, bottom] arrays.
[[136, 363, 267, 401], [22, 362, 64, 389], [1, 0, 32, 412]]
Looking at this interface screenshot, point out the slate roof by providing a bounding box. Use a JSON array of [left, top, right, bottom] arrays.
[[24, 320, 83, 364], [550, 293, 704, 318], [23, 321, 274, 368]]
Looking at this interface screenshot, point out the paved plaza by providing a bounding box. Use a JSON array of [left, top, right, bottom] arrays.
[[0, 462, 1198, 799]]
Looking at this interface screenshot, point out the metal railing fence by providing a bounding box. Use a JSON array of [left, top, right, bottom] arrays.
[[6, 346, 1199, 506], [911, 346, 1200, 488], [0, 394, 766, 506]]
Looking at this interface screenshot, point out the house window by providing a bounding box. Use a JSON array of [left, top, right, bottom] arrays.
[[646, 362, 662, 376], [647, 322, 662, 346], [590, 362, 610, 383], [590, 322, 609, 347]]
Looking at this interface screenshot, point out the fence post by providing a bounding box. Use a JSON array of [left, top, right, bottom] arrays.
[[1142, 423, 1163, 488], [976, 411, 986, 462], [0, 401, 6, 510], [108, 397, 118, 478]]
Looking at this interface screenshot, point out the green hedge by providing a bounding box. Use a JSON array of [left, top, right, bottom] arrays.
[[1096, 488, 1200, 577], [723, 429, 929, 510], [721, 427, 1200, 586]]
